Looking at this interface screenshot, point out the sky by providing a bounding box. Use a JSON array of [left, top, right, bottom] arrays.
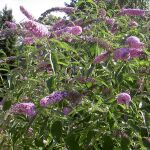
[[0, 0, 71, 22]]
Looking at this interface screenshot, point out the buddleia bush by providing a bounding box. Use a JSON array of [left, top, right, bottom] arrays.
[[0, 0, 150, 149]]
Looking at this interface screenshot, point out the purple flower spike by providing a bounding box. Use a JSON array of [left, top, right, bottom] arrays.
[[24, 20, 49, 38], [113, 48, 130, 61], [120, 8, 145, 16], [54, 26, 82, 37], [40, 91, 68, 107], [93, 51, 109, 64], [117, 93, 131, 104], [20, 6, 35, 20], [11, 102, 36, 117]]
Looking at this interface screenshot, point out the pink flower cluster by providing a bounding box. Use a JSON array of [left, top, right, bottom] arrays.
[[126, 36, 143, 58], [5, 21, 17, 29], [54, 26, 82, 36], [120, 8, 145, 16], [40, 91, 68, 107], [11, 102, 36, 117], [114, 36, 144, 60], [20, 6, 35, 20], [93, 51, 109, 64], [24, 20, 49, 38], [116, 93, 131, 104]]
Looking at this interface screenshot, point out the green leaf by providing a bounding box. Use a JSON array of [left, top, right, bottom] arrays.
[[142, 138, 150, 149], [121, 137, 130, 150], [50, 39, 76, 53], [107, 111, 115, 129], [140, 127, 148, 137], [51, 121, 62, 142], [34, 137, 44, 147], [51, 51, 58, 73], [3, 100, 11, 111], [103, 135, 113, 150], [46, 76, 55, 93], [65, 134, 80, 150], [85, 131, 95, 146]]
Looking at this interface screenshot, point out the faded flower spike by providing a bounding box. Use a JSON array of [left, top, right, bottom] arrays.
[[40, 91, 68, 107], [20, 6, 35, 20], [24, 20, 49, 38], [54, 26, 82, 36], [120, 8, 145, 16], [93, 51, 109, 64], [113, 48, 130, 61], [117, 93, 131, 104], [11, 102, 36, 117]]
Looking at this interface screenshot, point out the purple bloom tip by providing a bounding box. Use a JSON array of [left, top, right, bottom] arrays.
[[117, 93, 131, 104]]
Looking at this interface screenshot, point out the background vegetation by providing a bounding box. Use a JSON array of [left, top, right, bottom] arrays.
[[0, 0, 150, 149]]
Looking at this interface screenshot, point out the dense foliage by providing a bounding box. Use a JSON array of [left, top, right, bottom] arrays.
[[0, 0, 150, 149]]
